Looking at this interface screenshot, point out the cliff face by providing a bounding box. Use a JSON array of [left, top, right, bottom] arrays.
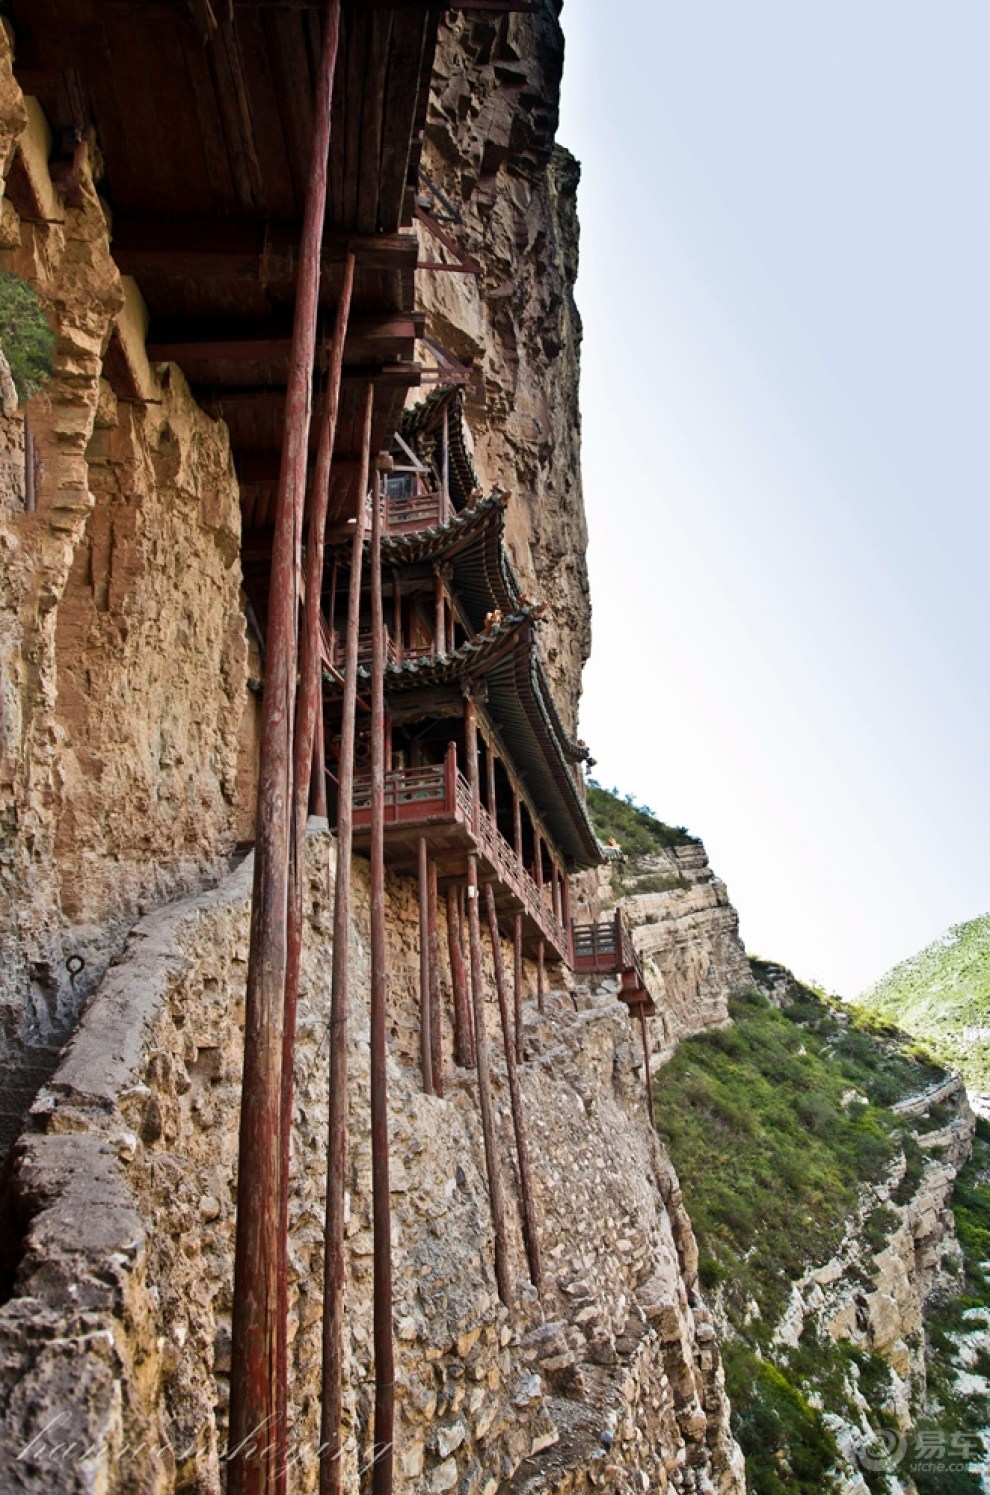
[[0, 15, 746, 1495], [417, 9, 589, 733]]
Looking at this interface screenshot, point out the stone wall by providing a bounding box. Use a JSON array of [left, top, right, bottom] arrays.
[[0, 831, 744, 1494], [0, 32, 253, 1098], [417, 10, 590, 734]]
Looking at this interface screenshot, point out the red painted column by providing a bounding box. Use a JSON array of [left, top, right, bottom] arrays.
[[418, 834, 435, 1095], [229, 6, 341, 1491], [320, 382, 373, 1495], [369, 458, 394, 1495], [466, 854, 511, 1306]]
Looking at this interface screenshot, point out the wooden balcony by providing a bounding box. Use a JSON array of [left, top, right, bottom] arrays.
[[351, 750, 571, 964], [384, 489, 453, 535], [572, 911, 654, 1013]]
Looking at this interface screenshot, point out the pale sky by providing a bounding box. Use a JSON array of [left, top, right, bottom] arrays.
[[558, 1, 990, 997]]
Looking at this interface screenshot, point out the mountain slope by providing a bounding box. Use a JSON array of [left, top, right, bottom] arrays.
[[861, 914, 990, 1094], [655, 963, 985, 1495]]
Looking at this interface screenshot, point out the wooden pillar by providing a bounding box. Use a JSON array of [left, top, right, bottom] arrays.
[[537, 941, 545, 1013], [312, 703, 328, 819], [464, 696, 480, 830], [513, 913, 524, 1066], [534, 828, 544, 894], [512, 790, 523, 863], [446, 884, 473, 1068], [229, 8, 341, 1492], [319, 382, 372, 1495], [466, 854, 511, 1306], [281, 255, 356, 1431], [392, 570, 403, 664], [551, 863, 561, 924], [433, 567, 445, 657], [370, 459, 394, 1494], [486, 742, 497, 820], [638, 1005, 655, 1126], [428, 860, 443, 1095], [485, 886, 543, 1293], [418, 835, 434, 1096], [442, 405, 450, 509]]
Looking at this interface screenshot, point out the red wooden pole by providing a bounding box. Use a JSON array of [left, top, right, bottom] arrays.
[[446, 884, 472, 1068], [418, 835, 435, 1095], [639, 1004, 655, 1126], [428, 859, 443, 1095], [277, 248, 354, 1495], [312, 706, 328, 819], [466, 855, 511, 1306], [537, 940, 545, 1014], [229, 6, 340, 1491], [485, 886, 543, 1293], [513, 912, 524, 1065], [464, 696, 480, 831], [369, 459, 395, 1494], [319, 383, 373, 1495]]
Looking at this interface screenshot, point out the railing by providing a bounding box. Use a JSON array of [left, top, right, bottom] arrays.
[[351, 755, 570, 960], [385, 489, 453, 535], [475, 802, 569, 958], [572, 910, 645, 990], [356, 632, 398, 669], [353, 761, 452, 821]]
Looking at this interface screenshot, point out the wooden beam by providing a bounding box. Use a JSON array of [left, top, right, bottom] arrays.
[[428, 858, 443, 1095], [279, 249, 355, 1495], [418, 835, 434, 1096], [112, 216, 418, 279], [446, 882, 473, 1069], [146, 311, 425, 365], [485, 885, 542, 1294], [229, 5, 341, 1492], [320, 383, 373, 1495], [466, 854, 511, 1307], [369, 459, 395, 1495]]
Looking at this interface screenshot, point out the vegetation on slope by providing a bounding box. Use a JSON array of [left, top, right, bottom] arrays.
[[654, 967, 980, 1495], [585, 781, 698, 857], [860, 914, 990, 1093], [0, 272, 55, 403]]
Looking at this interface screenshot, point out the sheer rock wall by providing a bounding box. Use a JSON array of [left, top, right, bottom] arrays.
[[416, 8, 589, 733], [0, 30, 253, 1104]]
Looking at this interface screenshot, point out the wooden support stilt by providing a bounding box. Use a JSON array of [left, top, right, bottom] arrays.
[[277, 248, 355, 1494], [513, 913, 524, 1065], [369, 459, 394, 1494], [428, 859, 443, 1095], [638, 1004, 655, 1126], [229, 7, 341, 1491], [466, 854, 511, 1306], [486, 741, 497, 819], [464, 696, 480, 831], [312, 705, 327, 819], [446, 884, 473, 1068], [537, 939, 545, 1014], [485, 886, 543, 1293], [319, 381, 373, 1495], [433, 567, 445, 656], [418, 835, 434, 1096]]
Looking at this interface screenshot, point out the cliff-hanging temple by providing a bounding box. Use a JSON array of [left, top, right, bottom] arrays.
[[2, 4, 658, 1491]]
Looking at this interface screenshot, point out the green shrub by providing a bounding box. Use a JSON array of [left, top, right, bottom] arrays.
[[0, 272, 55, 402]]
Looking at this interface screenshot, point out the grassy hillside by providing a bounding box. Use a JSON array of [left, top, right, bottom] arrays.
[[585, 781, 698, 857], [860, 914, 990, 1093], [655, 966, 988, 1495]]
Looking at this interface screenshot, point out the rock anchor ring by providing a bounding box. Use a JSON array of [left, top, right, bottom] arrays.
[[66, 954, 85, 980]]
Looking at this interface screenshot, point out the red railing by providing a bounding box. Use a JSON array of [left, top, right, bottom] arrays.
[[385, 489, 453, 535], [351, 753, 570, 961], [572, 910, 645, 990]]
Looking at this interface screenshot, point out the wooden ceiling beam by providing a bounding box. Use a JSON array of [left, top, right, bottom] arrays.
[[146, 311, 425, 365], [111, 218, 418, 279], [201, 366, 421, 409]]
